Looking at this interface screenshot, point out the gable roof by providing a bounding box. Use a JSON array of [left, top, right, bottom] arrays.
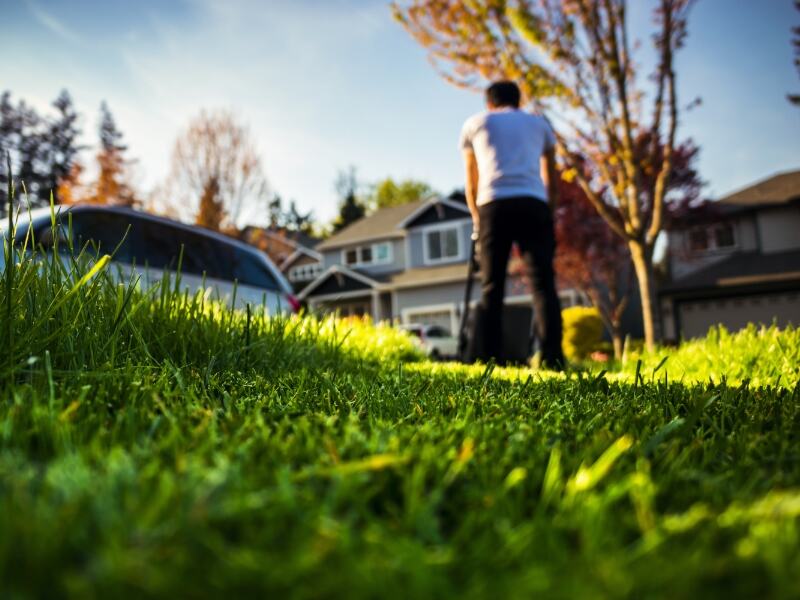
[[298, 265, 388, 299], [279, 247, 323, 271], [396, 197, 471, 229], [316, 200, 427, 251], [718, 169, 800, 206]]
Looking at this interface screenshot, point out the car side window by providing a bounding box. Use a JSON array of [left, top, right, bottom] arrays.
[[135, 220, 226, 280], [68, 211, 136, 263], [232, 247, 279, 290]]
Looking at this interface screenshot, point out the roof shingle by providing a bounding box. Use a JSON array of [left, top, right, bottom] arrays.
[[316, 200, 427, 251], [718, 169, 800, 206]]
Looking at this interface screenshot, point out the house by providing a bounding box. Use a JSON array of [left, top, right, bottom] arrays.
[[299, 193, 583, 337], [659, 169, 800, 340], [241, 226, 323, 293]]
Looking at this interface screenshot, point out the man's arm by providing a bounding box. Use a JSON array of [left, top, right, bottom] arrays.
[[463, 149, 480, 233], [540, 145, 558, 214]]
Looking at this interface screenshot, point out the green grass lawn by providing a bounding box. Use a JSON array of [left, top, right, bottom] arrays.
[[1, 235, 799, 599]]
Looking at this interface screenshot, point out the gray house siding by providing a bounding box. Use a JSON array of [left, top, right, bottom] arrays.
[[321, 237, 406, 275], [405, 219, 473, 269], [757, 206, 800, 253]]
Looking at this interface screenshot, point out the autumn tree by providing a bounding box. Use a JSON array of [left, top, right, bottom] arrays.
[[790, 1, 800, 106], [332, 166, 366, 232], [367, 177, 435, 209], [92, 102, 136, 207], [168, 110, 269, 232], [393, 0, 696, 351], [57, 161, 86, 205]]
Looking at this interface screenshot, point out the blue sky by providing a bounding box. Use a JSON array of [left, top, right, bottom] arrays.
[[3, 0, 799, 224]]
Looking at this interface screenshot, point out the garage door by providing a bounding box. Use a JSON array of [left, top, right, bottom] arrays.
[[679, 291, 800, 338]]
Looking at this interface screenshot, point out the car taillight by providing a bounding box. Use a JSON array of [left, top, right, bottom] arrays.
[[287, 294, 302, 313]]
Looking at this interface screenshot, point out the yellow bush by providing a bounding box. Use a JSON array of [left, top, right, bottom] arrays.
[[562, 306, 604, 361]]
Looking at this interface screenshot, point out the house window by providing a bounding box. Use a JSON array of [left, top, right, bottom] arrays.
[[714, 223, 735, 249], [425, 226, 460, 263], [688, 228, 709, 252], [360, 246, 373, 264], [288, 263, 322, 282], [374, 243, 390, 263], [342, 242, 392, 267], [687, 223, 736, 253]]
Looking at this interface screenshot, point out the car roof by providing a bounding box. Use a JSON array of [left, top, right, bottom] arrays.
[[4, 204, 293, 294], [8, 204, 265, 255]]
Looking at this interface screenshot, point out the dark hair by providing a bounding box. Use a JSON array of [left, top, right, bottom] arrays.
[[486, 81, 521, 108]]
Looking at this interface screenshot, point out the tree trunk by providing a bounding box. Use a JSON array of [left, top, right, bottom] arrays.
[[612, 329, 624, 360], [629, 239, 658, 353]]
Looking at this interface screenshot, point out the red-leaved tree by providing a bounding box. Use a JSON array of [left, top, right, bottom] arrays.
[[512, 140, 702, 358], [554, 177, 632, 359]]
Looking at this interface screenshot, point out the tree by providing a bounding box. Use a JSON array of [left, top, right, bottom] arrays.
[[554, 175, 632, 359], [0, 90, 83, 212], [45, 91, 82, 205], [393, 0, 696, 351], [512, 140, 702, 357], [790, 1, 800, 106], [168, 109, 269, 232], [57, 161, 86, 206], [92, 102, 136, 207], [367, 177, 434, 209], [286, 199, 315, 236], [332, 166, 366, 232]]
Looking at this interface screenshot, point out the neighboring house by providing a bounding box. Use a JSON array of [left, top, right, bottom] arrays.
[[660, 169, 800, 340], [241, 226, 322, 293], [299, 193, 583, 337]]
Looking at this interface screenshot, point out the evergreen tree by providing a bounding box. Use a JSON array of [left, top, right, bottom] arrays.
[[45, 90, 82, 204], [268, 194, 284, 229], [286, 199, 314, 235], [94, 102, 136, 206], [0, 90, 82, 212], [332, 166, 366, 232]]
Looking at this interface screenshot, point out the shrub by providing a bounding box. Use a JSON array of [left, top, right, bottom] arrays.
[[562, 306, 604, 361]]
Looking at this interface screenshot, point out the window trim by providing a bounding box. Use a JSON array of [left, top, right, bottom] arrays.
[[288, 262, 323, 282], [422, 223, 463, 266], [341, 241, 393, 268]]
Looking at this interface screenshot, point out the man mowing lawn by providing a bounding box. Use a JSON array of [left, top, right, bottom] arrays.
[[460, 80, 564, 369]]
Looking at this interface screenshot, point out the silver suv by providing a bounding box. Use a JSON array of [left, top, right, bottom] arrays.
[[1, 205, 299, 315]]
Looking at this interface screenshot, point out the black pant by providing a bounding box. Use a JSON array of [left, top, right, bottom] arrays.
[[469, 196, 564, 366]]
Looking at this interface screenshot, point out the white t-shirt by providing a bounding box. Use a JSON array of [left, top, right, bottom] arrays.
[[459, 108, 555, 206]]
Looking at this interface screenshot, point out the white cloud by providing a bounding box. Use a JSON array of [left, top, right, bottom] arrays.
[[113, 0, 398, 222], [25, 0, 83, 46]]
